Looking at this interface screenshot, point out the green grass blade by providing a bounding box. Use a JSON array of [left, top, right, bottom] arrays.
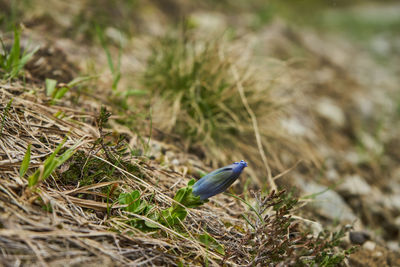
[[300, 183, 340, 200], [96, 25, 114, 73], [96, 25, 121, 91], [19, 144, 31, 177], [45, 78, 57, 97], [11, 45, 38, 78], [67, 75, 97, 87], [54, 86, 69, 100], [7, 27, 20, 71], [28, 137, 82, 187], [2, 27, 38, 79]]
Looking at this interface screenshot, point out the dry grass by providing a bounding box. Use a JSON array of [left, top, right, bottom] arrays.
[[0, 74, 352, 265], [3, 1, 399, 265], [142, 31, 320, 190], [0, 81, 252, 266]]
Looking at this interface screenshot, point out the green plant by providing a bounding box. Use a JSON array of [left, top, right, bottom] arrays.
[[117, 179, 226, 256], [118, 190, 156, 230], [198, 232, 224, 255], [46, 76, 96, 103], [0, 27, 38, 79], [25, 137, 81, 187], [118, 179, 205, 231], [227, 190, 355, 266], [19, 143, 31, 178], [142, 30, 279, 171], [159, 179, 205, 226], [144, 33, 244, 144], [96, 25, 121, 91]]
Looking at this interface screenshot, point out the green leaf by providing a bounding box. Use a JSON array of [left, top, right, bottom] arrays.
[[135, 200, 148, 214], [19, 144, 31, 177], [28, 137, 80, 187], [188, 178, 196, 186], [67, 76, 96, 87], [173, 181, 204, 208], [14, 46, 39, 78], [171, 208, 187, 221], [145, 212, 160, 228], [173, 187, 187, 203], [4, 27, 38, 79], [123, 89, 148, 96], [198, 232, 225, 255], [7, 28, 21, 71], [118, 192, 128, 205], [45, 78, 57, 97], [54, 86, 69, 100], [118, 190, 148, 213]]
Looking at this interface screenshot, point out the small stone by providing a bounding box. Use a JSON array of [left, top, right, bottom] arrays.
[[338, 175, 372, 196], [384, 194, 400, 211], [349, 231, 370, 245], [387, 241, 400, 251], [363, 241, 376, 251], [316, 98, 346, 127], [326, 168, 339, 181], [296, 179, 357, 222]]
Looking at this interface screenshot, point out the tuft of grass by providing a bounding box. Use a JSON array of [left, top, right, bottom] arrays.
[[143, 32, 243, 142], [0, 27, 38, 80], [142, 30, 279, 168]]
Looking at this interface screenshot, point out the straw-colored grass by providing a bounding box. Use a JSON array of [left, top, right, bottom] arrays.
[[142, 31, 319, 188], [0, 81, 249, 265], [0, 75, 352, 265]]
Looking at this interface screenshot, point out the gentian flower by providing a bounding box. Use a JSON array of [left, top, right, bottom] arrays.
[[192, 160, 248, 200]]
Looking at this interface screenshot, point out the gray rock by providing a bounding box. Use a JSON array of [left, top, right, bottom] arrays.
[[349, 231, 370, 245], [315, 98, 346, 127], [296, 179, 357, 223], [338, 174, 372, 196]]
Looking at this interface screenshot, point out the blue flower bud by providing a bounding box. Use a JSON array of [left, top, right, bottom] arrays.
[[192, 160, 248, 200]]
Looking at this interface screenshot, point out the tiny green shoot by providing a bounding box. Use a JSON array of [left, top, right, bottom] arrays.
[[96, 25, 121, 91], [28, 137, 81, 187], [0, 27, 38, 80], [19, 143, 31, 177]]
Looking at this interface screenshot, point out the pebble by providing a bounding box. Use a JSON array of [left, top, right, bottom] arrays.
[[349, 231, 370, 245], [363, 241, 376, 251]]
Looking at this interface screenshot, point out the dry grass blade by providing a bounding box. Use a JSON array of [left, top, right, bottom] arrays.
[[0, 80, 256, 266], [231, 65, 276, 191]]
